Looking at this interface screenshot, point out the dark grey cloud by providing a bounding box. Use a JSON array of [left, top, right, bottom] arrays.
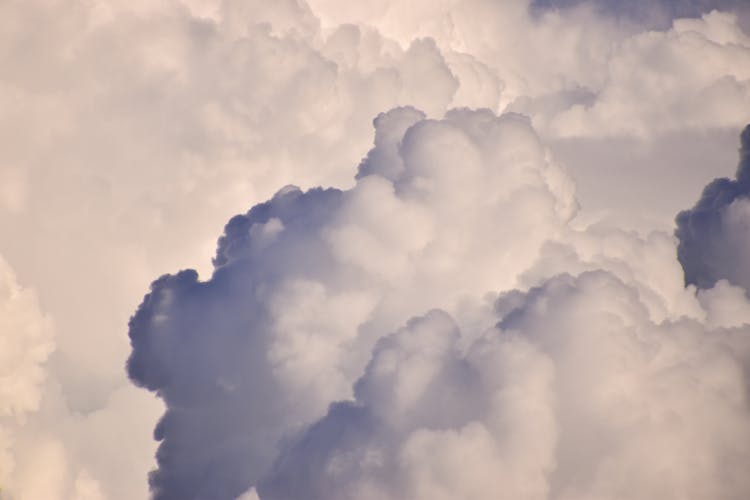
[[675, 124, 750, 291], [127, 186, 346, 499]]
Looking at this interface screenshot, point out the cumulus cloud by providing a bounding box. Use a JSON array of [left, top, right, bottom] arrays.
[[127, 108, 577, 499], [0, 255, 54, 495], [0, 257, 54, 419], [2, 0, 750, 498], [308, 0, 750, 137], [676, 124, 750, 291], [261, 271, 750, 500], [532, 0, 750, 31], [542, 10, 750, 137], [0, 252, 159, 500], [1, 2, 487, 497], [128, 106, 750, 500], [302, 0, 750, 227]]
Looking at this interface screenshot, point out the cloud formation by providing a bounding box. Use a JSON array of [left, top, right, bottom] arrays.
[[129, 108, 750, 500], [2, 0, 749, 498], [127, 108, 577, 499], [261, 271, 750, 500], [676, 124, 750, 291], [0, 255, 54, 495]]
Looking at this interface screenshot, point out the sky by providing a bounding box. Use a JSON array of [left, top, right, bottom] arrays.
[[1, 0, 750, 499]]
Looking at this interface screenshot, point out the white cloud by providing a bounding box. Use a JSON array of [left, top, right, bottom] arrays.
[[546, 11, 750, 137], [0, 255, 54, 496], [260, 271, 750, 500], [126, 108, 578, 498], [1, 0, 749, 498], [127, 105, 750, 499]]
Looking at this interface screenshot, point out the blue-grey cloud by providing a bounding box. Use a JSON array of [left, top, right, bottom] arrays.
[[127, 186, 345, 499], [676, 124, 750, 291]]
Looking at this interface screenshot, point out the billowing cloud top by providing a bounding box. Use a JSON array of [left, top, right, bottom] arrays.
[[127, 108, 578, 499], [129, 109, 750, 500]]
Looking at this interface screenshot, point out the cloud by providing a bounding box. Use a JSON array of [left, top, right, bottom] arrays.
[[0, 255, 54, 494], [0, 257, 54, 419], [676, 124, 750, 291], [127, 107, 578, 499], [259, 270, 750, 500], [0, 3, 485, 497], [308, 0, 750, 138], [537, 10, 750, 137], [531, 0, 750, 30], [128, 106, 750, 500], [2, 0, 750, 498]]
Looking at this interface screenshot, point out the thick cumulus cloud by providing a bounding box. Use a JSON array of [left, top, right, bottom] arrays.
[[0, 2, 485, 497], [3, 0, 750, 498], [0, 255, 54, 495], [542, 10, 750, 137], [0, 0, 479, 425], [127, 108, 577, 499], [307, 0, 750, 136], [129, 107, 750, 500], [676, 124, 750, 291], [303, 0, 750, 228], [261, 272, 750, 500], [0, 257, 53, 420], [532, 0, 748, 27]]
